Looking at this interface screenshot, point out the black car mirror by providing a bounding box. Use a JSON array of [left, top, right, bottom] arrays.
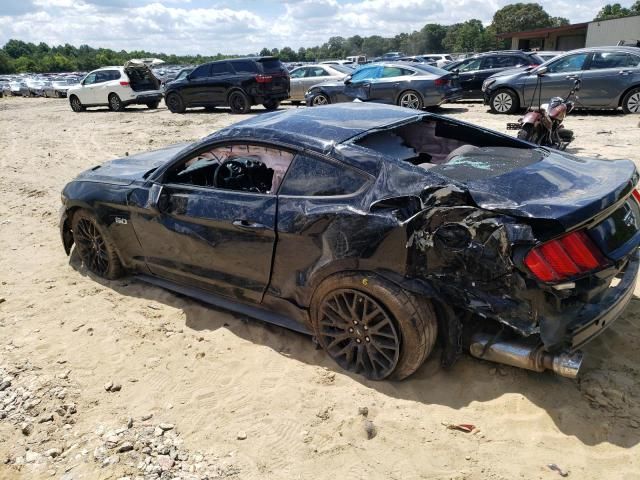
[[146, 183, 166, 215], [536, 66, 548, 76]]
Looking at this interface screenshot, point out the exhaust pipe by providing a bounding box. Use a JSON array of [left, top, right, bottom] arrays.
[[469, 333, 584, 379]]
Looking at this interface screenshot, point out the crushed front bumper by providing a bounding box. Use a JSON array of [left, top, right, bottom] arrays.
[[567, 250, 639, 350]]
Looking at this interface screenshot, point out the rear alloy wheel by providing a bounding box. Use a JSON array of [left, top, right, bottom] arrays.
[[490, 89, 519, 114], [398, 90, 423, 110], [311, 93, 330, 106], [71, 210, 123, 280], [311, 273, 438, 381], [166, 93, 185, 113], [69, 95, 85, 112], [228, 90, 251, 114], [621, 87, 640, 114], [108, 93, 125, 112], [263, 100, 280, 111]]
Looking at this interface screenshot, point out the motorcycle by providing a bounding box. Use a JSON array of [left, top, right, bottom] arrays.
[[507, 66, 581, 151]]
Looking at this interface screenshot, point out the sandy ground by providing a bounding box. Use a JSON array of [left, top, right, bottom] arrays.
[[1, 96, 640, 480]]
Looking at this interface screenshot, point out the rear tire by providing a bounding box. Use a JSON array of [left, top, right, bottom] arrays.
[[228, 90, 251, 114], [166, 93, 185, 113], [69, 95, 85, 112], [490, 89, 519, 114], [108, 93, 125, 112], [71, 209, 124, 280], [310, 272, 438, 381], [398, 90, 424, 110], [621, 87, 640, 114], [517, 123, 536, 142], [263, 100, 280, 111]]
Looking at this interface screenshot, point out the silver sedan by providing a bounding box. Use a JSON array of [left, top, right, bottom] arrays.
[[288, 64, 353, 102]]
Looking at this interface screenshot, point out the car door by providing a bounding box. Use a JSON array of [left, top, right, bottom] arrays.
[[522, 52, 588, 108], [452, 58, 483, 97], [578, 51, 640, 107], [479, 55, 524, 88], [130, 143, 294, 302], [94, 70, 120, 104], [207, 62, 234, 104], [288, 67, 308, 99], [303, 66, 334, 93], [180, 63, 211, 106], [78, 72, 99, 103], [343, 66, 380, 101], [369, 66, 415, 103]]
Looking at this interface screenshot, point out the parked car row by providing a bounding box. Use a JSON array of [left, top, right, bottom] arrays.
[[0, 73, 82, 98], [483, 46, 640, 114]]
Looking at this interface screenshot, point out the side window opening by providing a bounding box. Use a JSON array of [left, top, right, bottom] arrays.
[[354, 118, 530, 170], [165, 144, 294, 194], [280, 155, 369, 197]]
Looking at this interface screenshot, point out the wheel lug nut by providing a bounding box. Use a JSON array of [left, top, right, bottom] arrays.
[[353, 320, 359, 325], [363, 325, 368, 330], [356, 338, 361, 343], [348, 328, 354, 333], [365, 337, 370, 342]]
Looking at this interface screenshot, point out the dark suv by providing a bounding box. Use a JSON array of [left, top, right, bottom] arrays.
[[164, 57, 290, 114], [443, 51, 544, 99]]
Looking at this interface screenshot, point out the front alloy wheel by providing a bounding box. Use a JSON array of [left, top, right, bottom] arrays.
[[490, 89, 519, 114], [311, 93, 329, 106], [316, 288, 400, 380]]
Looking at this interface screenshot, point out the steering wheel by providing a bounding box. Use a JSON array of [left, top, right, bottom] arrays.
[[213, 159, 251, 189]]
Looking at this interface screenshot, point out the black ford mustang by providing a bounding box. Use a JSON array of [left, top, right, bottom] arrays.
[[60, 104, 640, 381]]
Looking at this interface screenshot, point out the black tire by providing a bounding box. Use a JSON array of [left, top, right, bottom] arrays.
[[228, 90, 251, 114], [310, 93, 330, 106], [166, 93, 185, 113], [146, 100, 160, 109], [69, 95, 85, 112], [71, 209, 123, 280], [310, 272, 438, 381], [621, 87, 640, 114], [489, 88, 520, 114], [108, 93, 125, 112], [517, 123, 536, 142], [397, 90, 424, 110], [263, 100, 280, 111]]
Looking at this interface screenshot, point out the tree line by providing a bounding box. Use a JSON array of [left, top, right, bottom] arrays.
[[0, 2, 637, 74]]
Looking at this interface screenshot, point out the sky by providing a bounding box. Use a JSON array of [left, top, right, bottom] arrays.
[[0, 0, 635, 55]]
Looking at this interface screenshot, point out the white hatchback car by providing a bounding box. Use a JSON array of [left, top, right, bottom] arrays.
[[67, 62, 162, 112]]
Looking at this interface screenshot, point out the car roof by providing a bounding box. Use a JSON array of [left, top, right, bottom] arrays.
[[555, 46, 640, 54], [206, 103, 421, 154]]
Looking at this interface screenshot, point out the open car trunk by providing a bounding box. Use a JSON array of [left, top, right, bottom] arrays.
[[124, 61, 160, 92]]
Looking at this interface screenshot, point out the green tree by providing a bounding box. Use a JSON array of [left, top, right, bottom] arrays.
[[491, 3, 556, 35], [0, 50, 14, 73], [594, 3, 632, 19], [279, 46, 297, 61], [4, 39, 35, 59], [13, 55, 38, 72], [259, 47, 271, 57]]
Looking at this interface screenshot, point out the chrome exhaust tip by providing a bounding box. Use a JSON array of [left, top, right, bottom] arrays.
[[469, 333, 583, 379]]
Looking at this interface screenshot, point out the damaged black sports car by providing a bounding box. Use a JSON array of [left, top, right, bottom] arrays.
[[60, 103, 640, 381]]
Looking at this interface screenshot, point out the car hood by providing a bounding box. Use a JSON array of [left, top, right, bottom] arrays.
[[75, 142, 190, 185], [431, 147, 637, 233]]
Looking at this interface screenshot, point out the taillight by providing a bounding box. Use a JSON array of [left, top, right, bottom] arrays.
[[632, 188, 640, 205], [434, 78, 449, 87], [119, 81, 130, 86], [524, 230, 606, 282], [255, 74, 272, 83]]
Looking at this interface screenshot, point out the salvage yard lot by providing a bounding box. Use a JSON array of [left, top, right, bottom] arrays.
[[1, 97, 640, 480]]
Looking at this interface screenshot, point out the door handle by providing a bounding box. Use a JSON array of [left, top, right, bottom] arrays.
[[618, 70, 632, 76], [233, 219, 267, 230], [565, 75, 577, 80]]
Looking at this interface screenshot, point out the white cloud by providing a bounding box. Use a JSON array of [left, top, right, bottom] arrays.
[[0, 0, 636, 54]]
